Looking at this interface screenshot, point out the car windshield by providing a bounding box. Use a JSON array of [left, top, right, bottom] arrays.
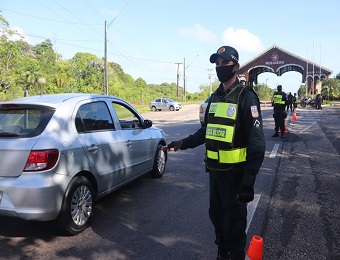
[[166, 98, 175, 102], [0, 107, 54, 138]]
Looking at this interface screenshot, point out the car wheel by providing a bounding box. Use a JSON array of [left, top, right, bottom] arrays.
[[169, 106, 174, 111], [56, 176, 94, 235], [150, 144, 167, 178], [152, 106, 157, 112]]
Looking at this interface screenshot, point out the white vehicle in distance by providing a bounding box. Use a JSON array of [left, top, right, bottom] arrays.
[[149, 97, 182, 112]]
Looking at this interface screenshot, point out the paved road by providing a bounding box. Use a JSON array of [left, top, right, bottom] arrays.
[[0, 104, 339, 259], [262, 105, 340, 259]]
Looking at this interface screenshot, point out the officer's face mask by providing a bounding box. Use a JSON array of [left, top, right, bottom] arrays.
[[216, 64, 236, 83]]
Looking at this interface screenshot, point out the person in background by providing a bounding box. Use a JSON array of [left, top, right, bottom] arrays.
[[162, 46, 266, 260], [287, 92, 293, 112], [239, 77, 246, 86], [316, 93, 322, 110], [292, 93, 298, 110], [272, 85, 287, 138]]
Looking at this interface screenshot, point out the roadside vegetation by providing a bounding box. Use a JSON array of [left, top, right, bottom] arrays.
[[1, 12, 339, 109]]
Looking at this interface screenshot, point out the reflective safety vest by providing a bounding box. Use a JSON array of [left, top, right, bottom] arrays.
[[273, 94, 285, 105], [205, 85, 251, 170]]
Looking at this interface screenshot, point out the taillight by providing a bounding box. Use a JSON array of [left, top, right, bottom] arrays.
[[24, 149, 59, 171], [199, 105, 203, 113]]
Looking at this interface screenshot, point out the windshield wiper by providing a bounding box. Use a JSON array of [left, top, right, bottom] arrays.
[[0, 132, 20, 137]]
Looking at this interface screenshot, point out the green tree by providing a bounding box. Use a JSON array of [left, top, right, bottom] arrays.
[[22, 60, 41, 94]]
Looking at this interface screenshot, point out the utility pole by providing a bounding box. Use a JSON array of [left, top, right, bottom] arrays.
[[175, 62, 183, 98], [104, 20, 108, 95], [183, 55, 198, 102], [183, 58, 186, 102], [207, 69, 214, 95]]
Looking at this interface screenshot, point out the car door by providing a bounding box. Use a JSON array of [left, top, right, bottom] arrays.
[[75, 100, 129, 191], [110, 101, 153, 178], [161, 98, 168, 110], [154, 98, 161, 110]]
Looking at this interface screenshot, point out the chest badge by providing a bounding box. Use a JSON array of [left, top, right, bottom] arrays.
[[226, 105, 236, 117]]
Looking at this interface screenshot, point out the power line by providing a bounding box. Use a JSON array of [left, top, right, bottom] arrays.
[[35, 0, 102, 44], [0, 8, 101, 25]]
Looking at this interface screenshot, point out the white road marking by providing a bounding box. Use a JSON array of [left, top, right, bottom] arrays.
[[269, 144, 280, 158], [299, 121, 318, 134], [246, 194, 261, 233]]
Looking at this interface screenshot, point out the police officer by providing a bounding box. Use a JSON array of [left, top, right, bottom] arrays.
[[272, 85, 287, 138], [292, 93, 298, 110], [163, 46, 266, 260], [287, 92, 293, 112]]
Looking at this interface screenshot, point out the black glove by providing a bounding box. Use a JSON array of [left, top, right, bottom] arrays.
[[167, 140, 182, 151], [238, 185, 254, 203]]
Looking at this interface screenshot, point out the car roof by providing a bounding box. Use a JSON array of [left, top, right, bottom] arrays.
[[0, 93, 124, 109]]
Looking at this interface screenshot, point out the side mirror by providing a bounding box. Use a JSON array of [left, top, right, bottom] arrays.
[[143, 119, 153, 128]]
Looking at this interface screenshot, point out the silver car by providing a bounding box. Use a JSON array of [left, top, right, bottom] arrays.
[[0, 93, 167, 235], [149, 97, 182, 111], [199, 96, 210, 127]]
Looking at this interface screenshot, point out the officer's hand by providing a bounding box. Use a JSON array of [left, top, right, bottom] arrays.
[[165, 140, 182, 152], [238, 185, 254, 203]]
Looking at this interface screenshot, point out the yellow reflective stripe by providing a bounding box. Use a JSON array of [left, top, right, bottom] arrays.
[[206, 148, 247, 163], [215, 103, 237, 119], [273, 95, 285, 104], [219, 148, 246, 163], [206, 124, 234, 142], [207, 150, 218, 160], [208, 102, 237, 119]]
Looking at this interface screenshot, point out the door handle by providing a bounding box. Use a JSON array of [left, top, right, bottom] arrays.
[[88, 145, 98, 153]]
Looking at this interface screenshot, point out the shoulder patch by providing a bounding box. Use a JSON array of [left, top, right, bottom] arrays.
[[250, 105, 259, 118]]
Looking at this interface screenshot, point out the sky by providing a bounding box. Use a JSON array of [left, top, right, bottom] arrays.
[[1, 0, 340, 96]]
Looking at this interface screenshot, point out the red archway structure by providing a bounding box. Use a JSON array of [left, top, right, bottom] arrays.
[[238, 45, 332, 95]]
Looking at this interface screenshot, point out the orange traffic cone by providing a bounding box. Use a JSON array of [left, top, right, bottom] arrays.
[[246, 235, 263, 260], [292, 109, 297, 121]]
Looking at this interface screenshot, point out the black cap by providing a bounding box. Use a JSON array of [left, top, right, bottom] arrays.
[[210, 46, 239, 63], [277, 85, 282, 90]]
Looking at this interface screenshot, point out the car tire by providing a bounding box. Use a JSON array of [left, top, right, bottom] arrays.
[[169, 106, 174, 111], [150, 144, 167, 178], [56, 176, 94, 235], [151, 106, 157, 112]]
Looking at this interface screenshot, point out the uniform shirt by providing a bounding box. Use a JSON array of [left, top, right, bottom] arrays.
[[180, 79, 266, 187]]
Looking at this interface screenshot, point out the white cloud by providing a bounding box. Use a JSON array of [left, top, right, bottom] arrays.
[[7, 27, 32, 44], [222, 27, 263, 53], [179, 24, 218, 44]]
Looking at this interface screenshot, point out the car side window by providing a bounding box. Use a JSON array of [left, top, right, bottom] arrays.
[[76, 101, 115, 133], [111, 102, 142, 129]]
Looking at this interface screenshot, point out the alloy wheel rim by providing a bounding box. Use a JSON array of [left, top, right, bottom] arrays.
[[157, 149, 166, 173], [71, 185, 93, 226]]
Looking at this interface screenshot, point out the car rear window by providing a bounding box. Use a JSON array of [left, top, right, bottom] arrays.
[[0, 107, 54, 138]]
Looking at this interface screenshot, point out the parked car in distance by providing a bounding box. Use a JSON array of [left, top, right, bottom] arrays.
[[0, 93, 167, 235], [149, 97, 182, 111], [199, 96, 210, 126]]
